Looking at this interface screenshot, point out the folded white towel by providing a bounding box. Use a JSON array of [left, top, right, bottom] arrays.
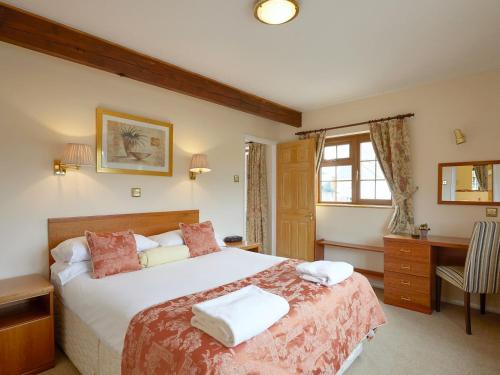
[[296, 261, 354, 286], [191, 285, 289, 347]]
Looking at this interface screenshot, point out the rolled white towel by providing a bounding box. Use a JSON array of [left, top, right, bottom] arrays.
[[191, 284, 289, 347], [296, 261, 354, 286]]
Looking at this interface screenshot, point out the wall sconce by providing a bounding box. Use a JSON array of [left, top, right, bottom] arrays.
[[54, 143, 94, 175], [189, 154, 211, 180], [454, 129, 466, 145]]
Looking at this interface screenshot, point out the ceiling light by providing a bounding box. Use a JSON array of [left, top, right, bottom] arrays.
[[254, 0, 299, 25]]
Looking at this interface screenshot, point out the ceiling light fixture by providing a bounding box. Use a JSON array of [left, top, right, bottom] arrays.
[[254, 0, 299, 25]]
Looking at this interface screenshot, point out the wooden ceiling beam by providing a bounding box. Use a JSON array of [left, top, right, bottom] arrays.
[[0, 3, 302, 127]]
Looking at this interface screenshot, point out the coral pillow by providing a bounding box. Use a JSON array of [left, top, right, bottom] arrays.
[[85, 230, 141, 279], [179, 221, 220, 257]]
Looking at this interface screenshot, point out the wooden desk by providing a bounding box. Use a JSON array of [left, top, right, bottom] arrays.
[[383, 234, 469, 314]]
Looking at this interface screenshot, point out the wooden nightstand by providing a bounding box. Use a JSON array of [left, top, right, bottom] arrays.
[[224, 241, 261, 253], [0, 274, 55, 374]]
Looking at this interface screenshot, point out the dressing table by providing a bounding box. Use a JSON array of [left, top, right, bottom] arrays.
[[383, 234, 469, 314]]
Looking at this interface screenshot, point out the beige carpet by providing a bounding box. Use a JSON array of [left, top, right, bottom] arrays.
[[42, 289, 500, 375]]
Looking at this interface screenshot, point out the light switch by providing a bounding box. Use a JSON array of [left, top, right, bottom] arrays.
[[131, 188, 141, 197], [233, 175, 240, 183]]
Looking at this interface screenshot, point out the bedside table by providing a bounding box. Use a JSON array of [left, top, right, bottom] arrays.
[[0, 274, 55, 374], [224, 241, 261, 253]]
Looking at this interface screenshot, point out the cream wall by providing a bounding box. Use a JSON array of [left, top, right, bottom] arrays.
[[279, 68, 500, 311], [0, 42, 283, 279]]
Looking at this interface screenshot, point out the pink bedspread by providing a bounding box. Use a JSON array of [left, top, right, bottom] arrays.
[[122, 259, 386, 374]]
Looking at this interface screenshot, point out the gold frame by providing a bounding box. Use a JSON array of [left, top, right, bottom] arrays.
[[96, 108, 173, 176]]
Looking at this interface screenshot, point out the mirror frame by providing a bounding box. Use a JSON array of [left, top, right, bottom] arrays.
[[438, 160, 500, 206]]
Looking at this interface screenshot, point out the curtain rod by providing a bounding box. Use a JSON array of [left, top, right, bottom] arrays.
[[295, 113, 415, 136]]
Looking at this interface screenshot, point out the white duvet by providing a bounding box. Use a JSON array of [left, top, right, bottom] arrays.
[[55, 248, 283, 353]]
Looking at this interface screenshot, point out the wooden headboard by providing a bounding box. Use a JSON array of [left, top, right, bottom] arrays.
[[47, 210, 199, 266]]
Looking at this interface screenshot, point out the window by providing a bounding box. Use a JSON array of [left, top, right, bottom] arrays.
[[318, 133, 392, 205], [471, 170, 480, 191]]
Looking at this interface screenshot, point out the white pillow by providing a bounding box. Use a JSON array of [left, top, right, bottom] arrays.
[[50, 261, 92, 286], [134, 235, 160, 252], [215, 233, 226, 248], [149, 230, 184, 246], [51, 237, 88, 263], [148, 229, 226, 247], [50, 234, 159, 263]]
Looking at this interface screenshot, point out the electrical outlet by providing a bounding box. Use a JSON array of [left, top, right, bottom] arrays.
[[486, 208, 498, 218], [131, 188, 141, 197]]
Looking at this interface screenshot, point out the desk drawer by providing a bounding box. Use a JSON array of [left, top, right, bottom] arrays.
[[384, 285, 431, 311], [384, 240, 430, 262], [384, 271, 430, 295], [384, 256, 430, 277]]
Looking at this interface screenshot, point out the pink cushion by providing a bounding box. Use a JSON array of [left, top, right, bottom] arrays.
[[85, 230, 141, 279], [179, 221, 220, 258]]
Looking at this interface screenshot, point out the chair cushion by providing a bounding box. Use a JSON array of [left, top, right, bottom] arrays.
[[436, 266, 465, 290]]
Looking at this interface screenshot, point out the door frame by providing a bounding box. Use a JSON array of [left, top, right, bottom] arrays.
[[243, 135, 277, 256]]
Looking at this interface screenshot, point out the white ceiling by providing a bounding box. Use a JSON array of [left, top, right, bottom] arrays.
[[5, 0, 500, 111]]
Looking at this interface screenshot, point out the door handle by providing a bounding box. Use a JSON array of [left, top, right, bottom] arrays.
[[304, 213, 313, 219]]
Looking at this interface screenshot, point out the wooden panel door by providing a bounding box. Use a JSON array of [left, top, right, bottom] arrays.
[[277, 138, 316, 260]]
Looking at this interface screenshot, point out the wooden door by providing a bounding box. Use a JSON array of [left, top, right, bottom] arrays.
[[277, 138, 316, 260]]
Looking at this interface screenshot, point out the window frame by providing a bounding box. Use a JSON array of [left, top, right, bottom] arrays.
[[317, 133, 393, 206]]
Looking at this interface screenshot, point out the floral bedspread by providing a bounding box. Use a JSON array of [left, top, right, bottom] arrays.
[[122, 259, 386, 375]]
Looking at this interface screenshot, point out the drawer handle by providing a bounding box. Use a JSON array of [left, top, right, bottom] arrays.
[[401, 296, 412, 302], [400, 280, 411, 286], [399, 248, 411, 253], [400, 264, 411, 270]]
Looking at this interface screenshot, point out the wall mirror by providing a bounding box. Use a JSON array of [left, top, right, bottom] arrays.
[[438, 160, 500, 205]]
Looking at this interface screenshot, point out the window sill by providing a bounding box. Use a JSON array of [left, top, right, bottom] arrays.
[[316, 203, 395, 209]]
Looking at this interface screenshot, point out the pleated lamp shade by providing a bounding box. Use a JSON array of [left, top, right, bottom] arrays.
[[61, 143, 94, 167], [189, 154, 210, 173]]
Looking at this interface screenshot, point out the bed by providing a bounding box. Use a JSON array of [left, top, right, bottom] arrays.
[[48, 210, 386, 375]]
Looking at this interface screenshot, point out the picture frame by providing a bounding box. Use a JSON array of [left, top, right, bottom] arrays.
[[96, 108, 173, 176]]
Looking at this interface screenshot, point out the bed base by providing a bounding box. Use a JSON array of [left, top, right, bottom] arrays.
[[55, 296, 121, 375]]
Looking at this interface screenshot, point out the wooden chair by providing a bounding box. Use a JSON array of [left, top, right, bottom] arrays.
[[435, 221, 500, 334]]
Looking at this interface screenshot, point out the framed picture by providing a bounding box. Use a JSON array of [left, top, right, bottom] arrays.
[[96, 108, 173, 176]]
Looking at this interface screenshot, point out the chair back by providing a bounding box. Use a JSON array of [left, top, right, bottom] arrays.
[[464, 221, 500, 293]]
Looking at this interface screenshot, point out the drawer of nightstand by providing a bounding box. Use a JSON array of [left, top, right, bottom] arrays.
[[384, 271, 430, 295], [0, 315, 54, 374], [384, 256, 430, 277], [384, 240, 430, 262]]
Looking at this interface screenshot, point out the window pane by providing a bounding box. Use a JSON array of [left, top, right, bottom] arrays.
[[323, 146, 336, 160], [320, 181, 335, 201], [360, 141, 376, 161], [337, 165, 352, 180], [376, 180, 392, 200], [360, 161, 376, 180], [375, 162, 385, 180], [336, 181, 352, 202], [360, 180, 375, 199], [321, 166, 336, 181], [336, 144, 350, 159]]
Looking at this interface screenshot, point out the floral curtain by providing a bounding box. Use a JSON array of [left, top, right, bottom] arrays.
[[246, 143, 269, 252], [473, 165, 488, 191], [299, 130, 327, 173], [370, 119, 416, 234]]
